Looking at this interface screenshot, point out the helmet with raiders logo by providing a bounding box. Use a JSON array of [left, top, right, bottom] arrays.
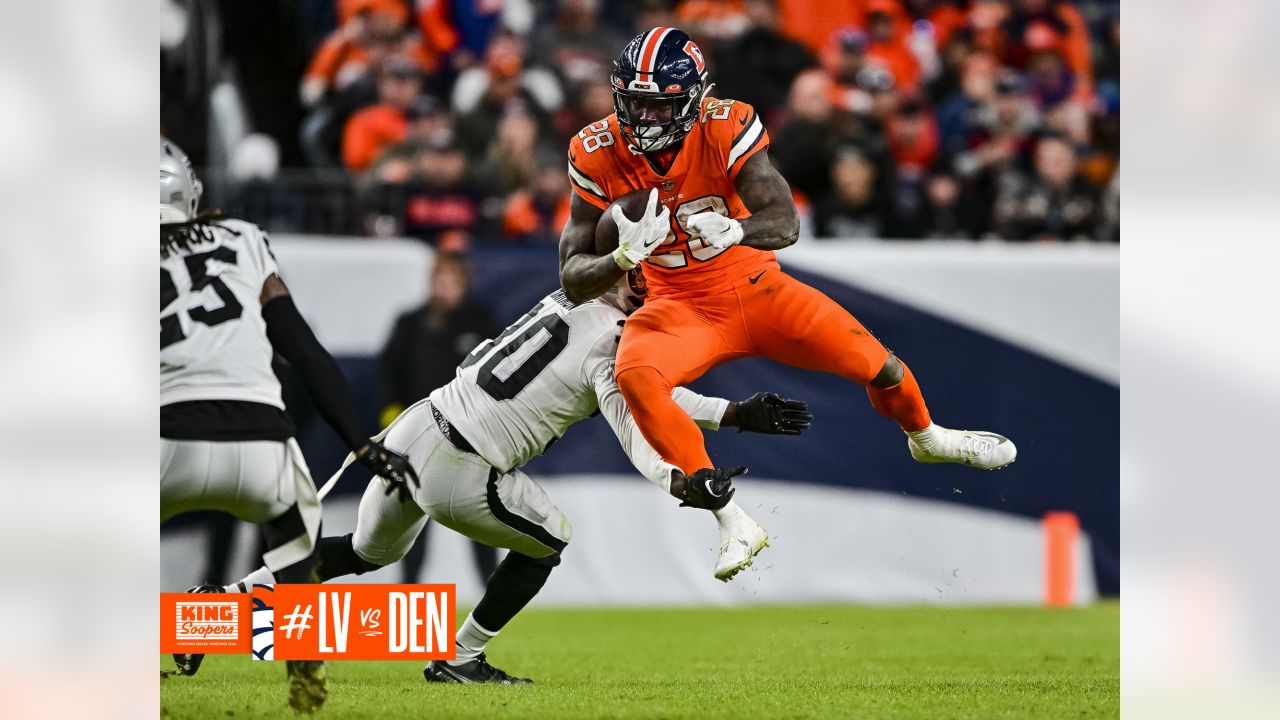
[[611, 27, 710, 154], [160, 137, 203, 224]]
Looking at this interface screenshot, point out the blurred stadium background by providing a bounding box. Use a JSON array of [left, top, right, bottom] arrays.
[[159, 0, 1118, 608]]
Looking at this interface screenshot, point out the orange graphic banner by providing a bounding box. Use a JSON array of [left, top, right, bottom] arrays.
[[271, 584, 456, 661], [160, 593, 251, 654]]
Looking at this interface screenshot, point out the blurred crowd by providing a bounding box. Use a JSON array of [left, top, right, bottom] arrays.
[[164, 0, 1120, 244]]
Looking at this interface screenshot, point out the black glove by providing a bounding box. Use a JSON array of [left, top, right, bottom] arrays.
[[356, 441, 421, 503], [676, 466, 746, 510], [735, 392, 813, 435]]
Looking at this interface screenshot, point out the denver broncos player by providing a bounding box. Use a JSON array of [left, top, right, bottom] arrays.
[[559, 28, 1017, 493]]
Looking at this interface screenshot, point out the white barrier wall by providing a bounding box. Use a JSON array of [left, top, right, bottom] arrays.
[[161, 239, 1116, 605], [161, 476, 1096, 606]]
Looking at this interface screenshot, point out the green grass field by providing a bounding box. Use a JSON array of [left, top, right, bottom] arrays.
[[160, 603, 1118, 719]]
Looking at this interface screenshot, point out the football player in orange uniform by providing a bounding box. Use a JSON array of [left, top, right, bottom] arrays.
[[559, 28, 1016, 506]]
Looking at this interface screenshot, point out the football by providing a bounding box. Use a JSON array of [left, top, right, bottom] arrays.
[[594, 188, 659, 256]]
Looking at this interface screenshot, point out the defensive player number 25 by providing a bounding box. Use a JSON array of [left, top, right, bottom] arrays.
[[647, 195, 730, 269], [161, 247, 244, 348]]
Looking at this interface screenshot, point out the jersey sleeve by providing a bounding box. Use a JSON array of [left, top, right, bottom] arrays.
[[672, 387, 729, 431], [222, 219, 280, 285], [566, 131, 612, 211], [580, 326, 680, 492], [707, 99, 769, 180]]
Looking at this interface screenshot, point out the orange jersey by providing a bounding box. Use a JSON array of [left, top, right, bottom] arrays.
[[567, 97, 773, 298]]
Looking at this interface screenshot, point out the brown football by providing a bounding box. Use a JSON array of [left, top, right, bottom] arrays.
[[594, 188, 658, 256]]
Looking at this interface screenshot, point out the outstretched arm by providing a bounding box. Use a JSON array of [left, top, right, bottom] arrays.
[[735, 149, 800, 251], [674, 387, 813, 435], [558, 193, 622, 304], [261, 274, 418, 494]]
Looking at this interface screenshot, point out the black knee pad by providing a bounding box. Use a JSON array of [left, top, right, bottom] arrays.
[[314, 533, 384, 582], [871, 353, 904, 388]]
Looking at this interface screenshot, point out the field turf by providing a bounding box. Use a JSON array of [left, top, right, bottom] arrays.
[[160, 602, 1118, 719]]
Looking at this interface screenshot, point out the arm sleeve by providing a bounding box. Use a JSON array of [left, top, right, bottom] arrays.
[[582, 331, 679, 493], [672, 387, 729, 431], [262, 295, 368, 451]]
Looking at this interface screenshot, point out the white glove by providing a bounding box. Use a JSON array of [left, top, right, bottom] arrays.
[[687, 212, 744, 251], [610, 189, 671, 270]]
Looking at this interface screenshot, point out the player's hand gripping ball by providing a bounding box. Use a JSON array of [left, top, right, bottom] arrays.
[[596, 188, 670, 270], [687, 211, 743, 251]]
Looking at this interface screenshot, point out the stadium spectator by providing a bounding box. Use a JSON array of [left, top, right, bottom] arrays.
[[886, 93, 939, 180], [949, 68, 1041, 232], [527, 0, 627, 92], [775, 0, 863, 57], [415, 0, 507, 71], [451, 32, 562, 157], [1021, 22, 1077, 110], [711, 0, 817, 123], [919, 0, 972, 49], [364, 94, 455, 184], [813, 145, 896, 238], [925, 24, 974, 103], [554, 70, 617, 144], [823, 26, 873, 91], [341, 56, 425, 171], [991, 132, 1103, 241], [472, 109, 545, 199], [771, 70, 844, 203], [499, 151, 572, 244], [864, 0, 921, 91], [403, 139, 481, 245], [674, 0, 750, 41], [936, 51, 998, 156], [919, 167, 975, 238], [376, 252, 499, 585], [1000, 0, 1093, 101], [301, 0, 436, 108]]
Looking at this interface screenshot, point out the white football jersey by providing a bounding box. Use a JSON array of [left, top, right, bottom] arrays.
[[160, 219, 284, 409], [430, 290, 727, 487]]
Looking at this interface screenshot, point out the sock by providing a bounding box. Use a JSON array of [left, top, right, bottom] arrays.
[[866, 358, 931, 432], [450, 615, 499, 665], [712, 500, 748, 528], [313, 534, 382, 583], [449, 552, 558, 665], [616, 366, 713, 474], [907, 423, 943, 447], [225, 566, 275, 593]]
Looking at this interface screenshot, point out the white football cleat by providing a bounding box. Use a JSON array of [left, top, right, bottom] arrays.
[[907, 423, 1017, 470], [714, 513, 769, 582]]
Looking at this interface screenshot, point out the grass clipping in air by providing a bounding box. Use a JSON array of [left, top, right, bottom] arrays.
[[161, 603, 1118, 719]]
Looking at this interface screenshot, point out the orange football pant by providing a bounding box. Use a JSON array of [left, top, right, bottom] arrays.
[[615, 263, 931, 475]]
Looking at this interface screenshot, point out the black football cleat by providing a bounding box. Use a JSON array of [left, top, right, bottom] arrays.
[[423, 654, 532, 685], [172, 583, 221, 676]]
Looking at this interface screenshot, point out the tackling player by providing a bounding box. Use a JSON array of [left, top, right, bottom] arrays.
[[229, 271, 813, 684], [558, 28, 1016, 492], [159, 139, 416, 711]]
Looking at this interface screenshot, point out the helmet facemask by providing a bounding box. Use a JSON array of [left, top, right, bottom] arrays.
[[612, 79, 709, 153]]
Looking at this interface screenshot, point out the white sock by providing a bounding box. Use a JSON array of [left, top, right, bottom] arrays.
[[225, 566, 276, 594], [907, 422, 943, 445], [449, 615, 498, 665], [712, 500, 748, 528]]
